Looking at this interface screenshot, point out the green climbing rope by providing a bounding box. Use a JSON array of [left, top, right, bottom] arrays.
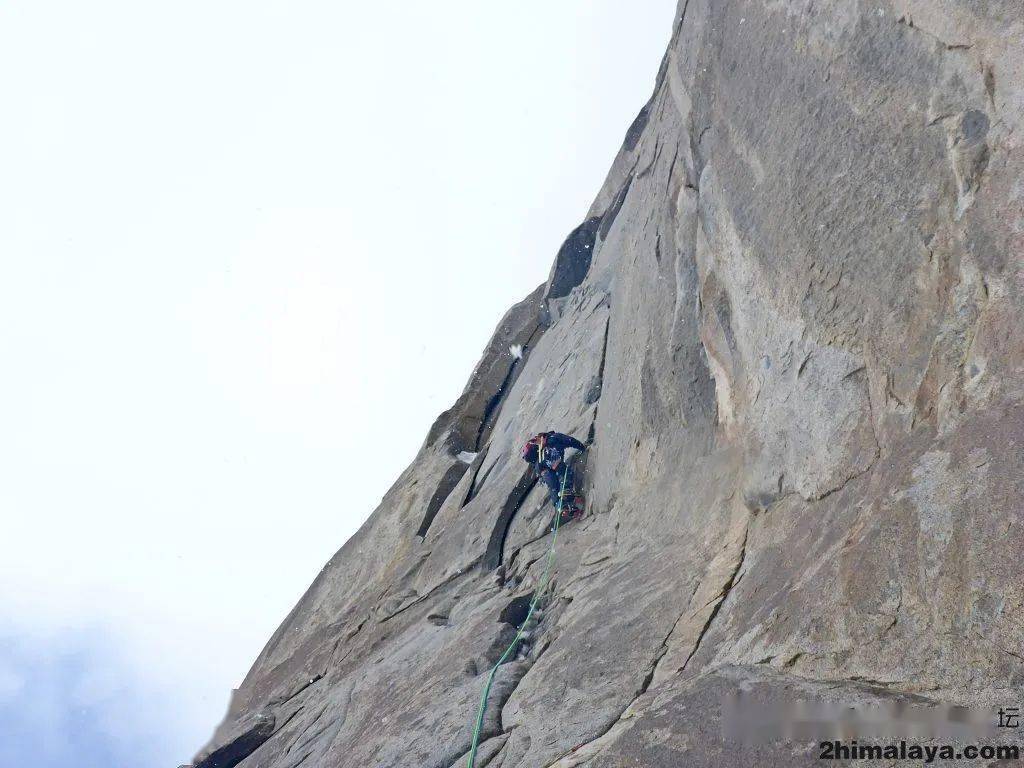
[[465, 461, 570, 767]]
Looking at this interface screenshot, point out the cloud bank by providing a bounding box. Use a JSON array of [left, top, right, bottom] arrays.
[[0, 624, 190, 768]]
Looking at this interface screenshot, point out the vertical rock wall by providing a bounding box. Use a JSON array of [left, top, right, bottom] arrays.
[[194, 2, 1024, 766]]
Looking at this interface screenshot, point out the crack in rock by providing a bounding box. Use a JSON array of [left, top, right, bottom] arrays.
[[378, 564, 479, 624], [649, 516, 750, 687]]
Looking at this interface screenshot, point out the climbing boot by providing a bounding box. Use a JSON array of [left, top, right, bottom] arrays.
[[556, 499, 584, 526], [569, 495, 585, 520]]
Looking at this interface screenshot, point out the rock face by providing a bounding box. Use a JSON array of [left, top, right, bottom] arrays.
[[194, 2, 1023, 766]]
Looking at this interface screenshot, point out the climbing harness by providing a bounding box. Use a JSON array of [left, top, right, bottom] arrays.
[[465, 458, 570, 767]]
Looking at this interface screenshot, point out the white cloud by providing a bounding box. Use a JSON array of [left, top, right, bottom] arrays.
[[0, 623, 187, 768]]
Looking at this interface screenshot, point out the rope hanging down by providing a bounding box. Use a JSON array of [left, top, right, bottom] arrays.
[[465, 461, 571, 767]]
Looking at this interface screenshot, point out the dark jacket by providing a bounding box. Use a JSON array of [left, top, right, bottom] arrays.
[[536, 431, 586, 471]]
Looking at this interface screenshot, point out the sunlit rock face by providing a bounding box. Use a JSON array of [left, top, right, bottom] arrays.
[[193, 2, 1024, 766]]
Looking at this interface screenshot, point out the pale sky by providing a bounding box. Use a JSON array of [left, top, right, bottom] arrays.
[[0, 2, 674, 765]]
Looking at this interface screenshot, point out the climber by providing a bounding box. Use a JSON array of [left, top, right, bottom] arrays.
[[521, 431, 587, 523]]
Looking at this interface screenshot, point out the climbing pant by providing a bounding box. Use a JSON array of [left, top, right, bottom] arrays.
[[540, 464, 573, 508]]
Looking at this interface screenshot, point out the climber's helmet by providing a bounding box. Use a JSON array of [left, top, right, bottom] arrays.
[[521, 434, 544, 464]]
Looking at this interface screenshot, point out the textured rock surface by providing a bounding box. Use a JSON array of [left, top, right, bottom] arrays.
[[194, 1, 1023, 766]]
